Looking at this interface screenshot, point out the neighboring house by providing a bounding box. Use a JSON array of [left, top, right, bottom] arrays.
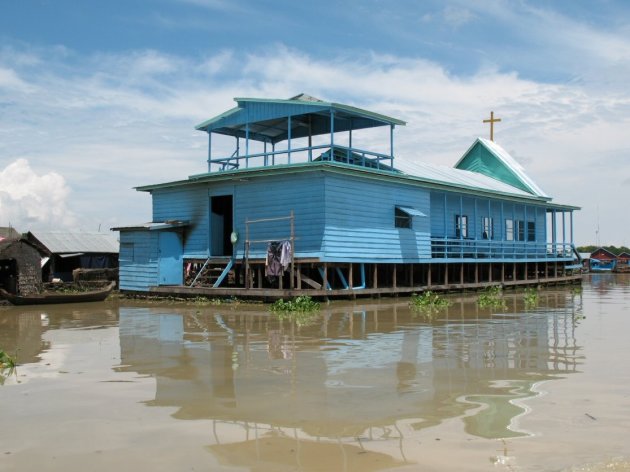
[[589, 247, 617, 272], [25, 231, 119, 282], [0, 238, 42, 295], [617, 252, 630, 264], [0, 227, 20, 241], [616, 251, 630, 272], [113, 94, 579, 296]]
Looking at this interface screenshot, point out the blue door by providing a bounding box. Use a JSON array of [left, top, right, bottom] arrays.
[[158, 232, 183, 285]]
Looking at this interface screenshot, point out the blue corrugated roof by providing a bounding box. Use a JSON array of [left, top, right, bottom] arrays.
[[195, 94, 405, 144]]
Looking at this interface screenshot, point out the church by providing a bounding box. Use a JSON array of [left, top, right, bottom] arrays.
[[113, 94, 580, 298]]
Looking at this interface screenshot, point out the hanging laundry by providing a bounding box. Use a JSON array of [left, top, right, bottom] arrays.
[[266, 241, 283, 277], [280, 240, 292, 271]]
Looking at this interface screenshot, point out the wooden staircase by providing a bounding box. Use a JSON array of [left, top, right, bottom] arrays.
[[188, 257, 235, 288]]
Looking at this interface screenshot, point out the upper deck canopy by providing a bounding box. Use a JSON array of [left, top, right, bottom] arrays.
[[195, 94, 406, 145]]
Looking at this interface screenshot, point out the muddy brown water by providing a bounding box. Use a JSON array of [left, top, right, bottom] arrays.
[[1, 274, 630, 472]]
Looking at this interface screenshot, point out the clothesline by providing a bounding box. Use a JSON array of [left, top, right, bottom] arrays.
[[246, 236, 298, 244]]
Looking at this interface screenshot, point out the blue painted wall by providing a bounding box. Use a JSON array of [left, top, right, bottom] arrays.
[[322, 174, 431, 262], [119, 167, 562, 290], [118, 231, 159, 291], [153, 186, 210, 259], [233, 173, 325, 259]]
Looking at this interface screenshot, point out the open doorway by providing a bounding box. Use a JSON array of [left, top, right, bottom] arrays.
[[211, 195, 233, 256]]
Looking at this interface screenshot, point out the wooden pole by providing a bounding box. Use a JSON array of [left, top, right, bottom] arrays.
[[373, 264, 378, 289], [392, 264, 397, 289], [245, 219, 250, 289], [349, 263, 353, 289], [290, 210, 295, 289]]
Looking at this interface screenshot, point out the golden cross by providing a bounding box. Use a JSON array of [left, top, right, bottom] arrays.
[[483, 111, 502, 141]]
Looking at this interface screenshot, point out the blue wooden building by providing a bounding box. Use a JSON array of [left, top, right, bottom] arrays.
[[113, 94, 580, 297]]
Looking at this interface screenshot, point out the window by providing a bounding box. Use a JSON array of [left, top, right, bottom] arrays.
[[395, 207, 412, 229], [455, 215, 468, 238], [395, 206, 426, 229], [120, 242, 135, 262], [527, 221, 536, 241], [505, 219, 514, 241], [516, 220, 525, 241], [481, 217, 493, 239]]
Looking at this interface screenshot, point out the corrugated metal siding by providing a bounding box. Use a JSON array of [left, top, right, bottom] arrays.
[[152, 186, 210, 258], [233, 173, 325, 259], [118, 231, 158, 291], [30, 231, 119, 254], [211, 102, 329, 130], [322, 175, 431, 262]]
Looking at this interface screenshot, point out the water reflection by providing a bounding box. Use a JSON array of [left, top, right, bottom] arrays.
[[0, 304, 118, 366], [112, 291, 582, 468]]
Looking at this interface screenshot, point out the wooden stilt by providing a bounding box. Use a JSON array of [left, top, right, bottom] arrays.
[[373, 264, 378, 289], [393, 264, 397, 289], [297, 263, 302, 289], [349, 263, 353, 289], [428, 264, 432, 287], [460, 263, 464, 286]]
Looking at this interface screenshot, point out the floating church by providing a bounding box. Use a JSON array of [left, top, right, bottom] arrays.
[[113, 94, 580, 298]]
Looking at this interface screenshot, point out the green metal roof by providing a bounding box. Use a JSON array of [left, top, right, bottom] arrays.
[[194, 94, 406, 145], [455, 138, 549, 198]]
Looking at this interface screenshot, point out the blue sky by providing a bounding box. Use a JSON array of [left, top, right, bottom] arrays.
[[1, 0, 629, 245]]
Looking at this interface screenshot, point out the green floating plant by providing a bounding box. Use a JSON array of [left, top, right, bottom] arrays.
[[270, 296, 321, 327], [523, 287, 539, 308], [271, 296, 320, 314], [477, 286, 507, 309], [0, 350, 17, 385], [410, 291, 451, 311]]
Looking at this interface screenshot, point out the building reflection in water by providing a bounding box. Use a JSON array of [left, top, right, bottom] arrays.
[[115, 291, 582, 468]]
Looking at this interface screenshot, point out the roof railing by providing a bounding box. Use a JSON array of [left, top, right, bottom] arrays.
[[207, 144, 395, 173]]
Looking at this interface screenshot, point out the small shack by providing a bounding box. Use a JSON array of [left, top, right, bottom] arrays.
[[616, 251, 630, 272], [589, 247, 617, 272], [0, 227, 20, 241], [25, 231, 119, 282], [0, 238, 42, 295]]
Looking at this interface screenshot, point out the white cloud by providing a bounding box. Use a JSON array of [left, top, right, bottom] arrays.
[[0, 67, 33, 92], [0, 159, 77, 231], [1, 34, 629, 243], [442, 6, 476, 28]]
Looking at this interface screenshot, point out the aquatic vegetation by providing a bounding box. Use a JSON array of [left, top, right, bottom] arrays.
[[0, 350, 16, 369], [270, 296, 321, 327], [410, 291, 451, 321], [571, 286, 583, 295], [0, 350, 17, 385], [271, 296, 320, 314], [477, 286, 507, 310], [523, 287, 539, 308], [410, 291, 451, 310]]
